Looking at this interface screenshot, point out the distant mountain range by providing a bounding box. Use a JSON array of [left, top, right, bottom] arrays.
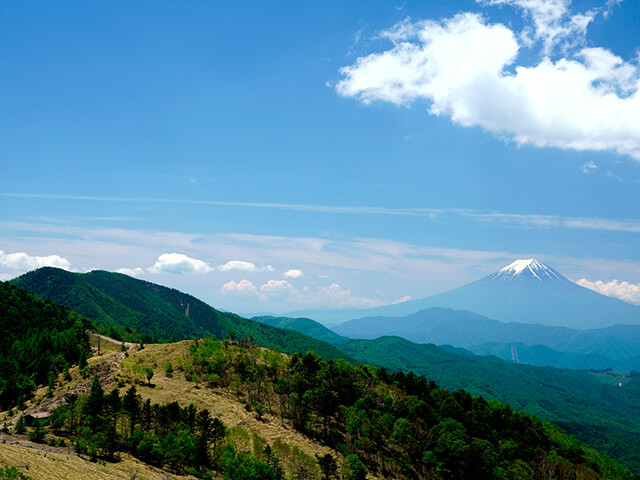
[[9, 267, 351, 361], [282, 259, 640, 329]]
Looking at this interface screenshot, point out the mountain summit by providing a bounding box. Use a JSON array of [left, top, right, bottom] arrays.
[[490, 259, 567, 283]]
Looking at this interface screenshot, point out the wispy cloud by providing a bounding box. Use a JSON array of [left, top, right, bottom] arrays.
[[217, 260, 274, 273], [4, 193, 640, 234], [336, 3, 640, 160]]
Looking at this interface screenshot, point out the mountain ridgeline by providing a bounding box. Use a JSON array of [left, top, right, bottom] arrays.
[[9, 267, 350, 362]]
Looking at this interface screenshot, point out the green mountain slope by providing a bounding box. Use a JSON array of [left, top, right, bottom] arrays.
[[252, 315, 351, 344], [10, 267, 350, 361], [340, 336, 640, 472], [0, 281, 91, 408]]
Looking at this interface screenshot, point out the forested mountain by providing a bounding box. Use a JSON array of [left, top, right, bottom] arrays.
[[253, 315, 351, 345], [339, 336, 640, 472], [0, 281, 91, 409], [9, 267, 350, 361]]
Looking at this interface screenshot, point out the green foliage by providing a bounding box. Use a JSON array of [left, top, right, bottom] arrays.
[[27, 418, 46, 443], [13, 415, 26, 434], [0, 466, 30, 480], [0, 282, 91, 409], [340, 336, 640, 472], [180, 338, 631, 480]]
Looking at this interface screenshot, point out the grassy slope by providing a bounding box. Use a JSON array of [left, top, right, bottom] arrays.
[[10, 268, 351, 362], [340, 336, 640, 472]]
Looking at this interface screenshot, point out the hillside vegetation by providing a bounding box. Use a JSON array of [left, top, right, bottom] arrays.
[[0, 281, 91, 410], [339, 336, 640, 472], [2, 337, 634, 480], [10, 268, 350, 361]]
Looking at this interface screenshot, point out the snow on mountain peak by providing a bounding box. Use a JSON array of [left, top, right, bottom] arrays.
[[495, 259, 564, 282]]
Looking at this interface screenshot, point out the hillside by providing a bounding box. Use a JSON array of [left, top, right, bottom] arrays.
[[252, 315, 351, 345], [9, 268, 350, 362], [0, 335, 633, 480], [339, 336, 640, 472], [0, 281, 91, 410]]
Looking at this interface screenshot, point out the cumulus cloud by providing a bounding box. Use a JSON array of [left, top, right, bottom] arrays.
[[283, 269, 304, 279], [217, 260, 274, 272], [221, 279, 267, 300], [148, 253, 213, 274], [289, 283, 384, 308], [576, 278, 640, 305], [116, 267, 145, 277], [337, 6, 640, 160], [260, 279, 294, 295], [0, 250, 71, 271]]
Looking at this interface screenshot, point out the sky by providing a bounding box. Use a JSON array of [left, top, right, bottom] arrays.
[[2, 0, 640, 314]]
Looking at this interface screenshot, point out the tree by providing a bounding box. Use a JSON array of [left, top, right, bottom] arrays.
[[86, 374, 104, 429], [342, 455, 367, 480], [14, 415, 26, 434], [145, 367, 154, 386], [316, 453, 338, 480], [28, 419, 46, 443]]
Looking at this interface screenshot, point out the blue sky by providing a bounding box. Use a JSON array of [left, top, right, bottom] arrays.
[[2, 0, 640, 313]]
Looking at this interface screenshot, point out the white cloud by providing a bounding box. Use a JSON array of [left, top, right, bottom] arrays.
[[221, 279, 267, 300], [260, 279, 294, 295], [217, 260, 274, 272], [581, 160, 598, 173], [392, 294, 413, 304], [576, 278, 640, 305], [0, 250, 71, 271], [480, 0, 596, 53], [337, 9, 640, 160], [0, 273, 14, 281], [116, 267, 145, 277], [283, 268, 304, 279], [148, 253, 213, 274], [289, 283, 384, 308]]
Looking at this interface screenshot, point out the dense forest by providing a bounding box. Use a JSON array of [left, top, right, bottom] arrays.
[[0, 282, 91, 410]]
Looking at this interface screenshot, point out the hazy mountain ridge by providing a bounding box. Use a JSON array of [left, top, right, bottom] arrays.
[[287, 259, 640, 328], [333, 306, 640, 369]]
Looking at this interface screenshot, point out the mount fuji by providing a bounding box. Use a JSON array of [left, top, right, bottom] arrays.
[[323, 259, 640, 329]]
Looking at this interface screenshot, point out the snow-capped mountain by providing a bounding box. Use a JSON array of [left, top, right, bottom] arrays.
[[293, 259, 640, 329], [488, 259, 568, 284]]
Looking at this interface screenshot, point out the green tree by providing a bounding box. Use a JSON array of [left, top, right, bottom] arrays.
[[13, 415, 26, 434], [86, 374, 104, 429], [342, 455, 367, 480], [316, 453, 338, 480], [28, 419, 45, 443]]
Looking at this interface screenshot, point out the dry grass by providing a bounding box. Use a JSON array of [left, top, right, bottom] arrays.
[[0, 440, 197, 480]]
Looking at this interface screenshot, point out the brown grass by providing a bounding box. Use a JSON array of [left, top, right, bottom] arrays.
[[0, 440, 197, 480]]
